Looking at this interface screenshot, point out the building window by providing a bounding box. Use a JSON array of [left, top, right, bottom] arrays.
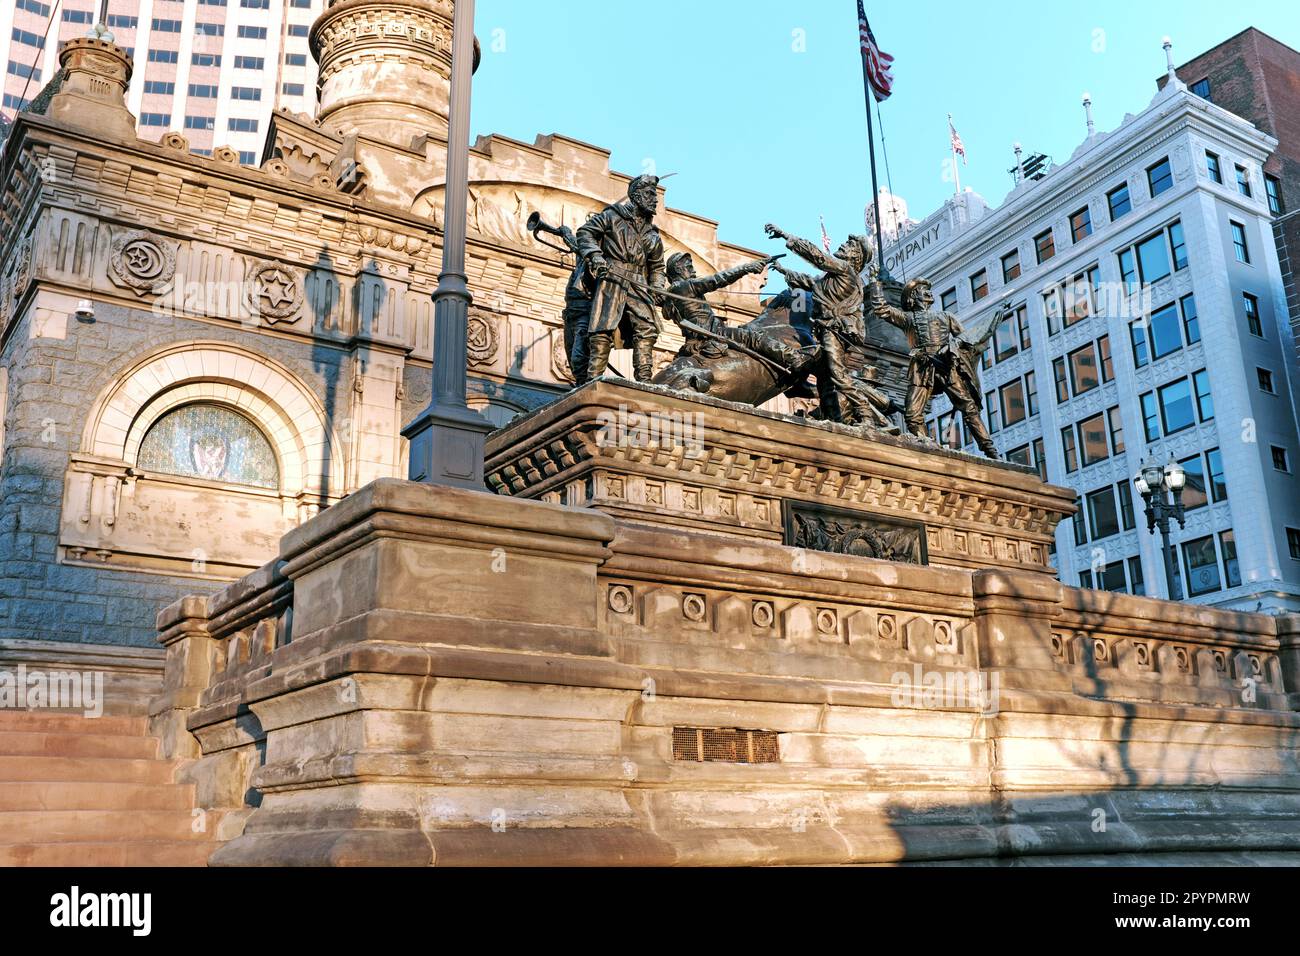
[[1061, 426, 1078, 473], [970, 269, 988, 302], [228, 118, 260, 132], [140, 113, 171, 126], [1272, 446, 1291, 473], [1287, 528, 1300, 560], [199, 0, 229, 4], [1098, 334, 1113, 382], [1180, 293, 1199, 344], [1179, 454, 1207, 510], [1157, 378, 1194, 435], [1001, 250, 1020, 283], [1266, 174, 1284, 215], [1168, 221, 1187, 270], [1190, 77, 1211, 100], [7, 61, 40, 81], [1032, 438, 1046, 481], [1235, 165, 1251, 198], [1230, 221, 1250, 263], [1244, 292, 1262, 337], [1205, 151, 1222, 184], [1147, 157, 1173, 197], [1147, 302, 1183, 362], [2, 93, 31, 112], [241, 0, 270, 6], [1128, 556, 1146, 595], [151, 18, 182, 31], [1139, 392, 1159, 442], [1025, 371, 1037, 416], [1000, 379, 1027, 427], [1072, 498, 1088, 547], [17, 0, 51, 15], [1018, 307, 1032, 351], [1107, 406, 1124, 454], [1206, 448, 1227, 502], [238, 151, 258, 165], [1069, 206, 1092, 243], [1007, 444, 1031, 468], [188, 84, 218, 98], [1258, 368, 1276, 394], [288, 24, 310, 37], [230, 87, 262, 101], [1118, 248, 1138, 294], [291, 0, 312, 6], [1220, 531, 1240, 589], [234, 56, 265, 70], [149, 49, 180, 63], [1193, 369, 1213, 421], [12, 28, 44, 47], [62, 8, 92, 22], [1135, 231, 1171, 284], [1068, 343, 1099, 396], [1087, 487, 1120, 540], [1117, 481, 1135, 531], [1034, 229, 1055, 264], [195, 22, 226, 36], [282, 83, 306, 96], [137, 404, 279, 489], [238, 25, 268, 39], [1078, 412, 1109, 467], [192, 53, 222, 67], [285, 53, 308, 67], [993, 311, 1018, 361], [1182, 535, 1222, 596], [1107, 182, 1131, 220], [184, 116, 215, 130], [1052, 357, 1069, 403], [106, 14, 138, 28], [939, 287, 957, 312], [143, 80, 175, 95], [985, 390, 999, 433]]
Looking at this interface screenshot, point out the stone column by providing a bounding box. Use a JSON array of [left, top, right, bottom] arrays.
[[44, 37, 137, 141], [148, 595, 219, 759], [970, 568, 1070, 691]]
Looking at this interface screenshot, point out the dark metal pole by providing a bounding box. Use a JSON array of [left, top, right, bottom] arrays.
[[859, 48, 884, 267], [1159, 509, 1180, 600], [401, 0, 493, 489]]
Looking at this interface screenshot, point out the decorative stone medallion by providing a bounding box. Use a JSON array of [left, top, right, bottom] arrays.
[[108, 230, 177, 296], [465, 308, 500, 366], [244, 263, 303, 324]]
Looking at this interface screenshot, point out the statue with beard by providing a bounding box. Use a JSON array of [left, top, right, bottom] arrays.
[[575, 174, 669, 382]]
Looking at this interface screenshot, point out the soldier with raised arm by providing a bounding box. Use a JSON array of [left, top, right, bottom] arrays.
[[575, 174, 669, 382], [872, 277, 1002, 458], [763, 223, 881, 427], [662, 252, 776, 359]]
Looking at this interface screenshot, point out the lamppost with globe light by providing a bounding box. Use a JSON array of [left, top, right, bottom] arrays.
[[1134, 457, 1187, 600]]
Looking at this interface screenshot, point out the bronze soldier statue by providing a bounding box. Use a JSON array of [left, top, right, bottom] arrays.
[[575, 174, 669, 382], [871, 277, 1002, 458], [527, 211, 593, 385], [662, 252, 776, 359], [763, 224, 884, 427]]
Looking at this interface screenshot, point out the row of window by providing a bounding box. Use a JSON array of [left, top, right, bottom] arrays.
[[1051, 335, 1113, 402], [1077, 531, 1242, 599], [1079, 556, 1145, 596], [1072, 481, 1136, 545], [1006, 438, 1048, 481], [151, 52, 309, 68], [6, 60, 39, 81], [986, 371, 1038, 432], [1130, 293, 1199, 367], [1139, 369, 1213, 441], [1061, 406, 1124, 473], [142, 116, 260, 134]]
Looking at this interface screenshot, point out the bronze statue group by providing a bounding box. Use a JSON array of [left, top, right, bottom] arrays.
[[529, 174, 1001, 459]]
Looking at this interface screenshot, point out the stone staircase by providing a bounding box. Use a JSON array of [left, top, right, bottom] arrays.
[[0, 710, 221, 866]]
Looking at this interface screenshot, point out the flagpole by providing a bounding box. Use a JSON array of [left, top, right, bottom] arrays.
[[948, 113, 961, 196], [861, 48, 884, 268]]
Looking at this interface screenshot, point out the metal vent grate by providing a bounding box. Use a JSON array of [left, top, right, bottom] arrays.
[[672, 727, 780, 764]]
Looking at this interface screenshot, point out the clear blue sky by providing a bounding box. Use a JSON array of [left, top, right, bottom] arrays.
[[471, 0, 1298, 255]]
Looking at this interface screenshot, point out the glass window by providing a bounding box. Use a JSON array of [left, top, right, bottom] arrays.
[[151, 18, 183, 31], [1147, 302, 1182, 360], [1001, 250, 1020, 283], [231, 87, 262, 101], [234, 56, 265, 70], [1287, 528, 1300, 560], [1182, 535, 1222, 596], [1072, 498, 1088, 546], [1272, 446, 1291, 472], [1078, 413, 1109, 466], [1034, 229, 1055, 264], [192, 53, 222, 67], [1025, 371, 1037, 417], [1130, 321, 1149, 368], [1135, 232, 1171, 284], [1193, 369, 1213, 421], [1099, 560, 1128, 592], [1266, 175, 1284, 215], [1158, 377, 1194, 434], [1179, 454, 1207, 510], [188, 84, 218, 98], [1068, 343, 1099, 395], [1220, 531, 1240, 589], [149, 49, 180, 63], [228, 118, 259, 132], [1063, 271, 1093, 327], [1118, 481, 1135, 530], [195, 22, 225, 35], [1140, 392, 1160, 441], [1243, 292, 1262, 336], [1108, 183, 1132, 220], [1043, 288, 1061, 335], [1129, 556, 1146, 596], [1007, 444, 1031, 467], [288, 24, 309, 37], [1033, 438, 1046, 481], [1079, 570, 1094, 590], [1258, 368, 1276, 394], [1190, 77, 1211, 100], [1087, 487, 1120, 540], [1206, 151, 1222, 183], [1206, 448, 1227, 502], [143, 80, 175, 95], [1231, 221, 1250, 263], [140, 113, 171, 126], [1235, 165, 1251, 197], [1168, 221, 1187, 270], [970, 269, 988, 302], [937, 412, 958, 447], [238, 151, 257, 165], [1107, 406, 1124, 454], [1053, 357, 1069, 403], [1147, 157, 1173, 197], [1118, 248, 1138, 294], [1069, 207, 1092, 243], [184, 116, 215, 130], [1098, 334, 1113, 382], [238, 25, 268, 39], [282, 83, 306, 97], [994, 315, 1017, 361], [940, 287, 957, 312], [137, 404, 279, 489], [1017, 306, 1031, 351], [285, 53, 309, 67], [1180, 293, 1199, 344], [985, 391, 999, 433], [1000, 379, 1027, 426], [1061, 426, 1078, 473]]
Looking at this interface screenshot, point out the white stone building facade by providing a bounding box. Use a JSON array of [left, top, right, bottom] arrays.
[[885, 72, 1300, 613]]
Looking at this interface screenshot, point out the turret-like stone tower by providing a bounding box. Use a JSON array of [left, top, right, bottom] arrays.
[[310, 0, 477, 146]]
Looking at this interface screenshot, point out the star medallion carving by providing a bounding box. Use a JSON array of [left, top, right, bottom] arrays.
[[245, 263, 303, 324]]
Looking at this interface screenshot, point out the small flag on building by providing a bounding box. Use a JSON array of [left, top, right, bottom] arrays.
[[857, 1, 894, 102], [948, 113, 967, 165], [820, 215, 832, 253]]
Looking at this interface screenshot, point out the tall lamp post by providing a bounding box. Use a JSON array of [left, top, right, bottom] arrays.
[[1134, 457, 1187, 600], [402, 0, 493, 489]]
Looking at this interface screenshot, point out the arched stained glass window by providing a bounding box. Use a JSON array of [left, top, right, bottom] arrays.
[[137, 404, 279, 489]]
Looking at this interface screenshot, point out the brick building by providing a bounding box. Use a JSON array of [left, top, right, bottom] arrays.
[[1158, 28, 1300, 370]]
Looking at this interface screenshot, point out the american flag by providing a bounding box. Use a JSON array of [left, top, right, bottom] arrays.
[[948, 113, 967, 164], [857, 1, 894, 103], [819, 215, 832, 253]]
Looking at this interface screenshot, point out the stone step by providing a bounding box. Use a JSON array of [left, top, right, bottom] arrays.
[[0, 809, 216, 844], [0, 730, 159, 759], [0, 841, 217, 867], [0, 755, 178, 785], [0, 780, 196, 811], [0, 711, 147, 737]]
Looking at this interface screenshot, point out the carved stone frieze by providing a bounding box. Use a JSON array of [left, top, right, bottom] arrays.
[[108, 229, 177, 296]]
